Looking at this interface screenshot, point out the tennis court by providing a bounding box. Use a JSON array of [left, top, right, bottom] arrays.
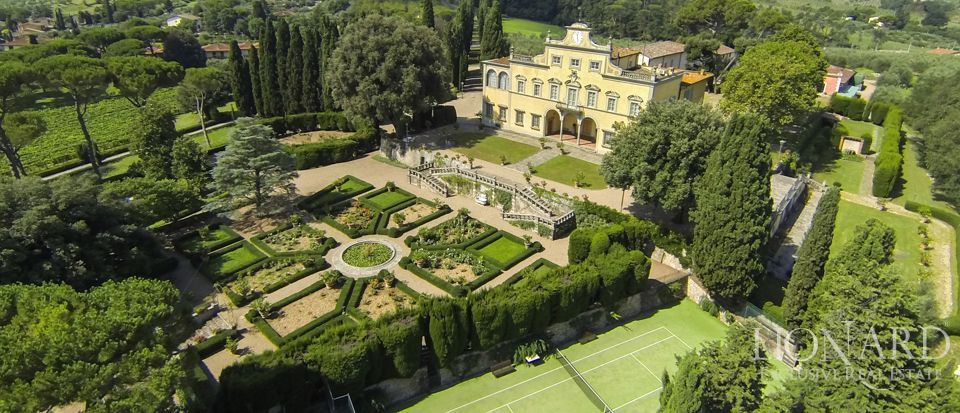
[[404, 299, 728, 413]]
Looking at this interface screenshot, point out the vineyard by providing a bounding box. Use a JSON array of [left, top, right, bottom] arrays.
[[17, 88, 181, 175]]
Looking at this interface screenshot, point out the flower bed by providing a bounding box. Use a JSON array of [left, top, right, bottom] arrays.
[[299, 175, 373, 217], [174, 223, 242, 257], [346, 275, 420, 321], [246, 277, 354, 346], [405, 212, 496, 249], [200, 241, 268, 281], [219, 256, 326, 307], [250, 222, 336, 256], [321, 199, 383, 238], [342, 242, 394, 267], [400, 248, 501, 296], [378, 198, 451, 238]]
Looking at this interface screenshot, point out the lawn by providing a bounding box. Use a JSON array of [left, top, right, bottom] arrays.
[[202, 242, 266, 280], [451, 133, 539, 165], [812, 155, 864, 194], [477, 235, 527, 264], [365, 190, 415, 210], [177, 226, 242, 255], [101, 154, 140, 180], [301, 176, 374, 213], [839, 119, 877, 141], [502, 17, 566, 37], [892, 137, 956, 211], [175, 102, 239, 132], [193, 126, 236, 150], [831, 200, 923, 283], [532, 155, 608, 189], [403, 299, 731, 413]]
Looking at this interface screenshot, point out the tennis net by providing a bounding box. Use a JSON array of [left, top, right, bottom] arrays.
[[556, 349, 614, 413]]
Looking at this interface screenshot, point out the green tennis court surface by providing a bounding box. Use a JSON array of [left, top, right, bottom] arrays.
[[404, 299, 728, 412]]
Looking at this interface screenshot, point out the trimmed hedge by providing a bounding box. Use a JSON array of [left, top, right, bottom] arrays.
[[173, 223, 242, 257], [829, 94, 867, 120], [285, 127, 380, 170], [378, 198, 452, 238], [249, 223, 337, 256], [321, 203, 383, 239], [298, 175, 374, 214], [246, 278, 354, 346], [872, 106, 903, 197], [345, 277, 422, 321], [195, 329, 240, 358], [398, 256, 471, 297], [868, 102, 890, 126], [502, 258, 560, 285], [219, 256, 328, 307], [260, 112, 354, 136], [200, 241, 268, 281], [467, 230, 544, 270]]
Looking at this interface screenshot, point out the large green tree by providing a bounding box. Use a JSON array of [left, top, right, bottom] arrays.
[[479, 0, 509, 60], [132, 103, 179, 179], [162, 27, 206, 68], [904, 68, 960, 203], [600, 100, 724, 218], [0, 176, 162, 288], [209, 119, 297, 212], [78, 26, 126, 55], [100, 177, 201, 224], [36, 55, 110, 178], [0, 61, 36, 178], [178, 67, 225, 148], [171, 135, 210, 191], [327, 15, 450, 137], [248, 45, 264, 116], [765, 220, 960, 411], [421, 0, 435, 28], [301, 27, 322, 112], [721, 40, 826, 126], [781, 186, 839, 329], [259, 19, 282, 116], [276, 19, 291, 114], [674, 0, 756, 44], [661, 324, 768, 412], [0, 279, 184, 412], [319, 15, 339, 111], [227, 41, 256, 116], [285, 25, 304, 115], [690, 114, 772, 302], [106, 56, 184, 108]]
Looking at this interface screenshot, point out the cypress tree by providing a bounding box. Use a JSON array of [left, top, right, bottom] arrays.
[[446, 18, 464, 88], [228, 41, 256, 116], [477, 0, 488, 42], [248, 45, 263, 116], [319, 15, 339, 111], [276, 19, 291, 114], [252, 0, 268, 19], [259, 20, 282, 116], [479, 0, 508, 60], [55, 8, 66, 30], [781, 186, 840, 330], [285, 26, 304, 114], [690, 114, 772, 303], [301, 27, 321, 113], [421, 0, 435, 28]]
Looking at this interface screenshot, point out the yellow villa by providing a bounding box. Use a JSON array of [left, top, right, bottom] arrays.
[[481, 22, 712, 153]]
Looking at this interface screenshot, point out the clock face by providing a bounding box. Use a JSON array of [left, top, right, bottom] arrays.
[[573, 31, 583, 45]]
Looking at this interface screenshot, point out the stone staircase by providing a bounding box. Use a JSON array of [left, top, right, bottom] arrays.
[[767, 181, 826, 280]]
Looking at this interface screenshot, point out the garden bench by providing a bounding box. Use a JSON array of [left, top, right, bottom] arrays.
[[578, 331, 597, 345], [490, 360, 515, 378]]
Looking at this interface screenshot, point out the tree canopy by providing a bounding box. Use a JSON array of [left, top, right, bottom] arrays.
[[721, 40, 826, 126], [0, 176, 163, 288], [690, 114, 772, 302], [209, 119, 297, 212], [106, 56, 184, 108], [600, 100, 724, 218], [0, 278, 183, 412], [327, 15, 450, 136]]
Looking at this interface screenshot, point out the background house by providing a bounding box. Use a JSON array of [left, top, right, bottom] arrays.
[[164, 14, 201, 31], [201, 42, 257, 59], [613, 41, 687, 69], [823, 65, 859, 96]]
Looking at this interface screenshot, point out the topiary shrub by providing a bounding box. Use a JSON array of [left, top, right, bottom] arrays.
[[846, 98, 867, 121], [568, 229, 592, 264], [589, 231, 611, 257]]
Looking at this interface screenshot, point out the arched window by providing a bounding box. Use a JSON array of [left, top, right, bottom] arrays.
[[486, 70, 497, 87], [498, 72, 510, 90]]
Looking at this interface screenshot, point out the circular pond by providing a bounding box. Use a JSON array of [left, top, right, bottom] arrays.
[[342, 241, 395, 268]]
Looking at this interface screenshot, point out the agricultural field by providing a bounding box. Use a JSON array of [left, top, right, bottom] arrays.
[[18, 88, 180, 174]]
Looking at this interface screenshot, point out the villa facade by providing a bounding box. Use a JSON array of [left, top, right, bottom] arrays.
[[481, 22, 711, 153]]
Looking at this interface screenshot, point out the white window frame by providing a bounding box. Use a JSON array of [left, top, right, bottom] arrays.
[[515, 110, 524, 126], [531, 114, 541, 130], [566, 87, 578, 107], [570, 58, 581, 69], [533, 83, 542, 97], [587, 91, 597, 108], [589, 60, 601, 71], [550, 84, 560, 101], [486, 70, 497, 87], [606, 97, 617, 112], [551, 55, 562, 66]]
